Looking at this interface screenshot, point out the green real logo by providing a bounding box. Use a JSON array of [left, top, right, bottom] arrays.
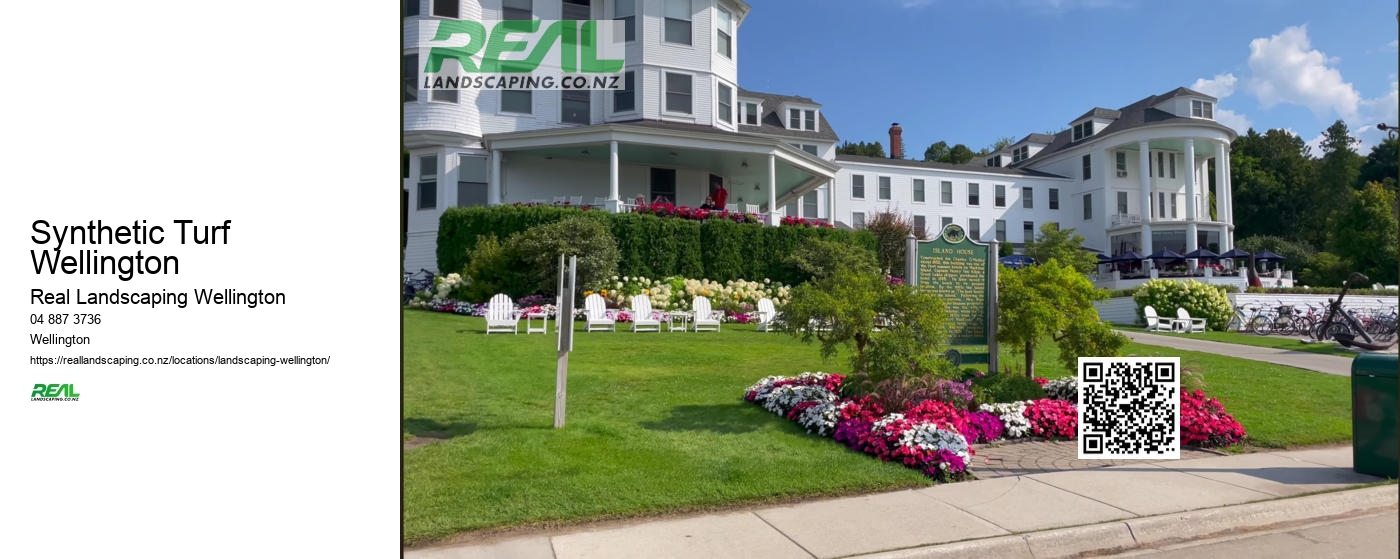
[[420, 19, 625, 90], [32, 383, 80, 401]]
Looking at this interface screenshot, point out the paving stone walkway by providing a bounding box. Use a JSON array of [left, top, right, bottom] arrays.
[[971, 439, 1225, 479]]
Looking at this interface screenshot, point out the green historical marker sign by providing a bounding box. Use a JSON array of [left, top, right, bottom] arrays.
[[906, 224, 999, 370]]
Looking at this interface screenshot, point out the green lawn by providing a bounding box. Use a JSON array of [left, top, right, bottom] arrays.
[[1114, 326, 1361, 358], [402, 311, 930, 544], [404, 310, 1353, 544]]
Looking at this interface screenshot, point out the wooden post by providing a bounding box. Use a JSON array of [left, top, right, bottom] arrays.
[[554, 255, 576, 428]]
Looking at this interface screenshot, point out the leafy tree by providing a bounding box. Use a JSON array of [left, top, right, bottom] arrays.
[[978, 136, 1016, 156], [999, 242, 1014, 258], [1358, 137, 1398, 194], [865, 211, 921, 278], [998, 261, 1123, 377], [1300, 251, 1352, 287], [944, 144, 975, 164], [782, 267, 955, 393], [1307, 120, 1364, 247], [1023, 223, 1097, 274], [1329, 182, 1399, 284], [836, 140, 886, 158], [1229, 128, 1315, 240], [923, 141, 950, 162]]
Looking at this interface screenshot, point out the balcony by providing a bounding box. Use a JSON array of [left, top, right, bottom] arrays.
[[1110, 214, 1141, 226]]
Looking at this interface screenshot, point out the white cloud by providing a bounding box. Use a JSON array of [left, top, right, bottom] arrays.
[[1386, 39, 1399, 52], [1214, 108, 1253, 134], [1191, 73, 1237, 99], [1246, 25, 1362, 120], [1303, 132, 1327, 156]]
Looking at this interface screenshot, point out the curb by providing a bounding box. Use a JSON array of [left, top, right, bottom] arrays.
[[852, 484, 1398, 559]]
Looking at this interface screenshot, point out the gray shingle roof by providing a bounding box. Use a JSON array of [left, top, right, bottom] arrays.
[[835, 154, 1068, 179], [1071, 107, 1123, 123], [736, 88, 839, 142], [1012, 88, 1237, 168], [1015, 133, 1056, 145]]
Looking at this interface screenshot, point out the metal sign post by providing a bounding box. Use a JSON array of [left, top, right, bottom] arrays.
[[554, 255, 576, 428], [987, 241, 1000, 374]]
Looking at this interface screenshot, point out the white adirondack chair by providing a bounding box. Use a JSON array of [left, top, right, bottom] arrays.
[[744, 203, 760, 214], [1142, 305, 1175, 333], [569, 195, 584, 206], [630, 294, 662, 332], [756, 298, 778, 332], [591, 196, 607, 208], [1175, 307, 1207, 333], [552, 196, 568, 205], [584, 293, 615, 332], [692, 296, 722, 332], [485, 293, 520, 334]]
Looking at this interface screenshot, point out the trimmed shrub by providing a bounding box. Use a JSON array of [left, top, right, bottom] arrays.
[[503, 217, 619, 296], [439, 205, 877, 284], [1133, 279, 1233, 331]]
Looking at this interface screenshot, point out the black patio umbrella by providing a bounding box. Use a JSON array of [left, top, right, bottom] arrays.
[[1255, 250, 1285, 261], [1183, 248, 1219, 260], [1111, 250, 1145, 262], [1146, 248, 1185, 260], [1218, 248, 1251, 259]]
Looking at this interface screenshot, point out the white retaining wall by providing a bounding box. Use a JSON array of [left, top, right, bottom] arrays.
[[1094, 293, 1398, 327]]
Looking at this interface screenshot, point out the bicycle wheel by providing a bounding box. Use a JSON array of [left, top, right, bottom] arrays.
[[1249, 316, 1273, 336], [1292, 317, 1314, 338], [1276, 318, 1296, 336], [1324, 321, 1353, 340]]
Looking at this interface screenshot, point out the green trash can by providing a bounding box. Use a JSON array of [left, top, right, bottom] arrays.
[[1352, 353, 1398, 478]]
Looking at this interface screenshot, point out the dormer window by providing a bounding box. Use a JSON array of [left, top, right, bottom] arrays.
[[1072, 121, 1094, 141], [788, 108, 816, 131], [1191, 99, 1213, 119], [987, 155, 1002, 167], [740, 101, 759, 125], [1013, 145, 1029, 162]]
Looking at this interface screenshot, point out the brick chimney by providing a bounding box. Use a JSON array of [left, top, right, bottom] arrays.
[[888, 122, 904, 159]]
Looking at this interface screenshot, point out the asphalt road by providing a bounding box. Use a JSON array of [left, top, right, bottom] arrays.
[[1106, 509, 1400, 558]]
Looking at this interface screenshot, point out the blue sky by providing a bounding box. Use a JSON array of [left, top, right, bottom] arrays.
[[736, 0, 1398, 156]]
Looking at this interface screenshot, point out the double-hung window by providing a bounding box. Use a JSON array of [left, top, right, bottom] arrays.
[[614, 0, 635, 41], [1082, 193, 1092, 220], [1082, 154, 1092, 180], [715, 7, 732, 58], [995, 220, 1006, 242], [1191, 100, 1213, 118], [1049, 188, 1060, 209], [940, 181, 953, 204], [664, 0, 691, 45], [716, 83, 733, 124], [913, 179, 925, 203], [1022, 187, 1033, 208], [878, 176, 891, 200], [665, 73, 692, 114], [968, 183, 980, 206], [613, 71, 635, 113], [969, 218, 981, 240], [851, 175, 865, 199], [417, 155, 438, 210], [995, 184, 1006, 207], [1116, 151, 1127, 177]]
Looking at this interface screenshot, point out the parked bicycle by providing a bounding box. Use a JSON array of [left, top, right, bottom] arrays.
[[403, 269, 435, 305], [1226, 303, 1268, 334]]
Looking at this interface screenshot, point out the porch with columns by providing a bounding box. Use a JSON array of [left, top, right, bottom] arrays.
[[483, 123, 836, 226], [1108, 135, 1234, 266]]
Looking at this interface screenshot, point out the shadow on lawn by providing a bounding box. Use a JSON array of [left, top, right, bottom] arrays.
[[403, 417, 478, 450], [638, 403, 762, 434]]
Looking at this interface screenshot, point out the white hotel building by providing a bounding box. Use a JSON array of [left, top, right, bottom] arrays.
[[403, 0, 1239, 284]]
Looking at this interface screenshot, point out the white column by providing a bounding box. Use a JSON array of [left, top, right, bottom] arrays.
[[488, 149, 502, 206], [796, 190, 805, 218], [1137, 141, 1152, 258], [826, 181, 834, 224], [1224, 149, 1234, 226], [767, 154, 779, 226], [1184, 138, 1198, 261], [1215, 141, 1229, 253], [607, 140, 620, 212]]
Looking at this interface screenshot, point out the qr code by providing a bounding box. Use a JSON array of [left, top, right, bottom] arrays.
[[1077, 357, 1180, 460]]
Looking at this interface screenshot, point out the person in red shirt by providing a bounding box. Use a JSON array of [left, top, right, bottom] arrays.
[[712, 180, 728, 209]]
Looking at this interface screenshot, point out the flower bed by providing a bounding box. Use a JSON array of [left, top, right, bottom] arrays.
[[744, 373, 1249, 481]]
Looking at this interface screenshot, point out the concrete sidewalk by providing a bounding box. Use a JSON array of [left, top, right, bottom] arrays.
[[405, 446, 1396, 559], [1121, 331, 1356, 376]]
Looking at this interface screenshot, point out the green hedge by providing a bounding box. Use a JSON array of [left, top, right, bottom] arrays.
[[437, 205, 876, 284], [1265, 286, 1399, 296]]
